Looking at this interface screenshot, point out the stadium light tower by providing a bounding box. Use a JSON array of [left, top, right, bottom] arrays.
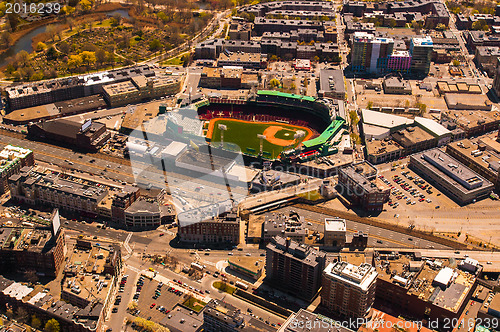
[[257, 134, 266, 156], [218, 124, 227, 148]]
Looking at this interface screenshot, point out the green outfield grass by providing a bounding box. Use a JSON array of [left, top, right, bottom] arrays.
[[208, 118, 309, 160]]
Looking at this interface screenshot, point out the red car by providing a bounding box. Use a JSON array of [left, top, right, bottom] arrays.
[[150, 303, 156, 309]]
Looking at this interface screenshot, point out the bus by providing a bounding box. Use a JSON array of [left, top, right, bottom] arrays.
[[235, 281, 248, 290]]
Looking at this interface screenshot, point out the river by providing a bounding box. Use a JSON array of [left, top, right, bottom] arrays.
[[0, 9, 130, 67]]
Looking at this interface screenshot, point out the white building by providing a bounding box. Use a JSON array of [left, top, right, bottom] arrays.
[[324, 217, 346, 247], [322, 262, 378, 318]]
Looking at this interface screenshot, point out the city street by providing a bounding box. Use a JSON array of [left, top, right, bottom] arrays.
[[272, 206, 451, 249], [122, 254, 286, 327]]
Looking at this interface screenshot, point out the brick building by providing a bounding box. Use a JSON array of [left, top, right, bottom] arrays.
[[265, 236, 326, 300]]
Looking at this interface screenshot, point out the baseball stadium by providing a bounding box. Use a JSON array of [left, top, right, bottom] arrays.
[[168, 90, 347, 163]]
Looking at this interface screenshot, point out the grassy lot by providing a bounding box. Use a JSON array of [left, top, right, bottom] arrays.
[[182, 296, 207, 313], [213, 281, 236, 295], [161, 52, 190, 66]]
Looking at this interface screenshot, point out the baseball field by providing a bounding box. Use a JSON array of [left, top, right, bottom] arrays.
[[206, 118, 314, 159]]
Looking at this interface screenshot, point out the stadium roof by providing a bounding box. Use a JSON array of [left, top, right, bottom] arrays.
[[302, 119, 344, 148], [257, 90, 315, 102]]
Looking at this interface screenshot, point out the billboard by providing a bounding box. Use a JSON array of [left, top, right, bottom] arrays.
[[51, 209, 61, 237], [81, 119, 92, 132]]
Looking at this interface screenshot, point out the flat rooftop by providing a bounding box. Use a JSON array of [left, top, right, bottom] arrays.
[[0, 227, 54, 253], [319, 69, 346, 94], [420, 148, 488, 190], [267, 236, 325, 268], [228, 256, 264, 275], [4, 103, 59, 122], [445, 94, 492, 110], [324, 261, 378, 292], [361, 109, 414, 129], [448, 140, 500, 176], [375, 252, 475, 313], [443, 110, 500, 130], [218, 52, 262, 63], [392, 126, 435, 147], [414, 116, 451, 137], [365, 139, 402, 157], [176, 149, 236, 172], [121, 105, 159, 132], [125, 198, 160, 214], [325, 218, 346, 232]]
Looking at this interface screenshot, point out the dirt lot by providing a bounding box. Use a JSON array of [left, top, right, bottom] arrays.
[[356, 79, 448, 111]]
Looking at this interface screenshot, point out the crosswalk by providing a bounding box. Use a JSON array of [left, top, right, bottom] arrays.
[[123, 232, 133, 254]]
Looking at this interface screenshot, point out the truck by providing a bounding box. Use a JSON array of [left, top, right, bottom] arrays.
[[235, 281, 248, 290]]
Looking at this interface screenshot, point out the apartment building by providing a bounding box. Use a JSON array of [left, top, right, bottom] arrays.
[[322, 261, 378, 318], [266, 236, 326, 300], [0, 145, 34, 194], [9, 166, 108, 217], [178, 213, 240, 245]]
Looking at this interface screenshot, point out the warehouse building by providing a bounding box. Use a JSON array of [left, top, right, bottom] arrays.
[[409, 148, 494, 204], [28, 118, 110, 151]]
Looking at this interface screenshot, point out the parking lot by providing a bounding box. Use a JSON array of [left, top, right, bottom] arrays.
[[377, 163, 461, 215], [135, 276, 183, 323]]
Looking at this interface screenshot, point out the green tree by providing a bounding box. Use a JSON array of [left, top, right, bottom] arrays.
[[15, 307, 29, 323], [15, 50, 30, 66], [0, 31, 11, 49], [435, 23, 447, 31], [31, 316, 42, 329], [58, 41, 71, 54], [30, 71, 44, 81], [472, 20, 488, 31], [452, 59, 460, 67], [149, 39, 162, 52], [46, 24, 58, 42], [416, 102, 427, 115], [96, 48, 106, 66], [80, 51, 96, 67], [78, 0, 92, 12], [367, 101, 373, 109], [349, 110, 359, 126], [106, 52, 115, 67], [67, 54, 83, 70], [411, 20, 422, 34], [36, 42, 47, 52], [62, 5, 75, 15], [44, 319, 60, 332], [269, 78, 280, 89], [66, 17, 75, 30]]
